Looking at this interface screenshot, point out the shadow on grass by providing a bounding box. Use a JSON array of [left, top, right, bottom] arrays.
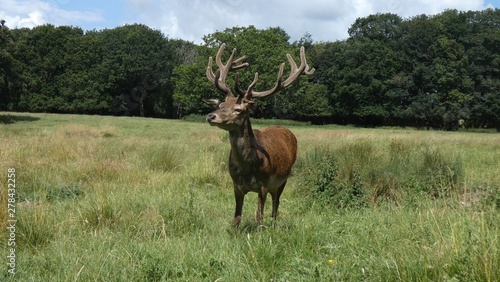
[[0, 114, 40, 124], [226, 220, 296, 236]]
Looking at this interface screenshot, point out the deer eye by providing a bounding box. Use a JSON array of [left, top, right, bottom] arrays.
[[233, 108, 243, 113]]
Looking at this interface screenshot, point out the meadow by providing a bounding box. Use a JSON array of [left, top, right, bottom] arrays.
[[0, 112, 499, 281]]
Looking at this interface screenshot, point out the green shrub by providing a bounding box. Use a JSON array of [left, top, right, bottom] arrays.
[[417, 148, 463, 197], [311, 154, 367, 209], [303, 140, 465, 207]]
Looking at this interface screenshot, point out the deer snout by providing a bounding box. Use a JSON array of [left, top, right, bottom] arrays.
[[207, 113, 217, 122]]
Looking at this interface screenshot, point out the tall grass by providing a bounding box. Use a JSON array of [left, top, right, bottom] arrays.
[[299, 138, 467, 208], [0, 112, 499, 281]]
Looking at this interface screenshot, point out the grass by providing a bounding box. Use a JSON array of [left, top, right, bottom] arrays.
[[0, 112, 499, 281]]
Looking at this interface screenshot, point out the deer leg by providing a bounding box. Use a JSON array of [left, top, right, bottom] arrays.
[[234, 188, 245, 227], [271, 181, 287, 221], [256, 188, 268, 225]]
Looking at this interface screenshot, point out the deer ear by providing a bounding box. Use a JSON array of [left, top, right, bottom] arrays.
[[203, 98, 221, 109]]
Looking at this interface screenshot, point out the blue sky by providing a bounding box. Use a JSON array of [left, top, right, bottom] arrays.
[[1, 0, 499, 44]]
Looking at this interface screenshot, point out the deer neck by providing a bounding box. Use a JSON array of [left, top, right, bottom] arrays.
[[228, 116, 258, 166]]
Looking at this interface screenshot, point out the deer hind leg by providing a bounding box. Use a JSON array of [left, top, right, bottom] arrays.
[[271, 180, 287, 221], [256, 188, 268, 225]]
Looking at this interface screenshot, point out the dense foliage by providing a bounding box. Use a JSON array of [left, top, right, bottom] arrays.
[[316, 10, 500, 129], [0, 24, 192, 118], [0, 9, 499, 129]]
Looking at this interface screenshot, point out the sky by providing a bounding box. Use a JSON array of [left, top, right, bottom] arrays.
[[1, 0, 499, 44]]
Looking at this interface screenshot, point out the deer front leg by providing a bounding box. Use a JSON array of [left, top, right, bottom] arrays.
[[271, 181, 287, 221], [256, 187, 268, 225], [234, 187, 245, 227]]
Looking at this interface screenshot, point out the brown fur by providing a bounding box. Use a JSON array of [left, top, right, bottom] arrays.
[[252, 127, 297, 180]]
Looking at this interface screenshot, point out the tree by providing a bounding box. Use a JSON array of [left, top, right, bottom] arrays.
[[171, 46, 211, 118], [348, 13, 403, 42], [10, 25, 86, 112], [0, 20, 14, 110], [290, 83, 332, 123], [329, 37, 402, 125], [463, 9, 500, 129], [96, 24, 179, 117]]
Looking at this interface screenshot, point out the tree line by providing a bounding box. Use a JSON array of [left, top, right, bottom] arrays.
[[0, 9, 499, 130]]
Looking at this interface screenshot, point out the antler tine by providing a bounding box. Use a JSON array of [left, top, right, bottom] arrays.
[[232, 56, 249, 70], [234, 73, 245, 97], [282, 46, 315, 87], [235, 71, 262, 99], [206, 43, 249, 97], [206, 56, 216, 83]]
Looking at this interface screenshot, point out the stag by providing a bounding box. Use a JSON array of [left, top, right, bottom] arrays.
[[204, 44, 314, 227]]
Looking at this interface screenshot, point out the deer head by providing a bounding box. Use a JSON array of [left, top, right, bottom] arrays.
[[204, 43, 315, 130]]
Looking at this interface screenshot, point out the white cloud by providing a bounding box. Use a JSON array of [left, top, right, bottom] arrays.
[[0, 0, 102, 29], [17, 11, 45, 26], [131, 0, 491, 44], [1, 0, 495, 43]]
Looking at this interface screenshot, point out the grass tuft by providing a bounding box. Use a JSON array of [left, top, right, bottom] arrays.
[[17, 205, 54, 249], [79, 197, 122, 231], [143, 145, 180, 172]]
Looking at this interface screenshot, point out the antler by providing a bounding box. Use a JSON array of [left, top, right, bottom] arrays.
[[206, 43, 249, 97], [206, 44, 315, 99], [244, 46, 315, 99]]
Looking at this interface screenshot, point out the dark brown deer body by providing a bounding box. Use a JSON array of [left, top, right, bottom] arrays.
[[204, 44, 314, 226]]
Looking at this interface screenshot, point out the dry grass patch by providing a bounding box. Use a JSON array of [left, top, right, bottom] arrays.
[[59, 124, 118, 138]]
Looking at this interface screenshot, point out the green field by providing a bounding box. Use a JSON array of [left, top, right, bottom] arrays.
[[1, 112, 499, 281]]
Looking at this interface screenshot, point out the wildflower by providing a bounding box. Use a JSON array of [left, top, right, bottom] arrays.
[[327, 259, 335, 265]]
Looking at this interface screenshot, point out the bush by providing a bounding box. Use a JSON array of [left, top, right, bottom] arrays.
[[311, 154, 367, 209], [302, 140, 465, 208]]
